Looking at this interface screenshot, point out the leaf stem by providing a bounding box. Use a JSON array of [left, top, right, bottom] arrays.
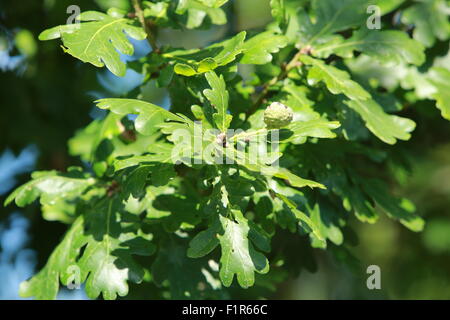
[[131, 0, 160, 53]]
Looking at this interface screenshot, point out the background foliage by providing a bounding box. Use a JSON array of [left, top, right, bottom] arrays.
[[1, 0, 450, 300]]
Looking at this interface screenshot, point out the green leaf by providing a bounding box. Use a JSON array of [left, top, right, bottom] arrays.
[[198, 57, 218, 72], [68, 118, 110, 162], [67, 112, 123, 175], [282, 81, 320, 121], [376, 0, 406, 14], [203, 71, 232, 132], [301, 55, 370, 100], [301, 0, 371, 45], [38, 23, 79, 41], [231, 118, 339, 142], [143, 187, 202, 231], [227, 147, 325, 189], [78, 199, 152, 300], [95, 98, 186, 135], [41, 197, 77, 224], [300, 55, 416, 144], [174, 63, 197, 76], [187, 219, 221, 258], [223, 174, 255, 197], [428, 67, 450, 120], [273, 168, 325, 189], [307, 202, 343, 247], [401, 0, 450, 48], [196, 0, 229, 7], [20, 199, 155, 300], [39, 11, 146, 76], [143, 1, 169, 23], [122, 165, 153, 198], [218, 211, 269, 288], [19, 217, 87, 299], [276, 193, 324, 241], [166, 31, 246, 76], [364, 179, 425, 232], [240, 32, 288, 64], [151, 163, 177, 186], [187, 185, 270, 289], [314, 30, 426, 66], [152, 238, 212, 299], [281, 119, 341, 141], [330, 171, 380, 224], [344, 99, 416, 144], [270, 0, 287, 28], [5, 168, 95, 207], [113, 146, 176, 171], [175, 0, 227, 29]]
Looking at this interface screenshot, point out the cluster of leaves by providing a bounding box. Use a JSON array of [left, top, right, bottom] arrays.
[[5, 0, 450, 299]]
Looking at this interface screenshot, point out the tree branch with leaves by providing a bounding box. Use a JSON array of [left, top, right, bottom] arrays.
[[5, 0, 450, 300]]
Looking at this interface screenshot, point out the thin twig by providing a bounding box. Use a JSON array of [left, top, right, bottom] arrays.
[[131, 0, 159, 53], [244, 48, 308, 119]]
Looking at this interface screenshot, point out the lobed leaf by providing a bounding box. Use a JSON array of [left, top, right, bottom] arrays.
[[95, 98, 186, 135], [301, 55, 416, 144], [166, 31, 246, 76], [401, 0, 450, 48], [175, 0, 228, 29], [428, 67, 450, 120], [301, 55, 370, 100], [240, 32, 288, 65], [19, 217, 87, 299], [217, 212, 269, 288], [314, 30, 425, 66], [5, 168, 95, 207], [78, 199, 153, 300], [300, 0, 371, 45], [203, 71, 232, 132], [344, 99, 416, 145], [39, 11, 146, 76]]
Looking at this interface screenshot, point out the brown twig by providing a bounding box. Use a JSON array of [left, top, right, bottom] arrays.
[[244, 47, 310, 120], [131, 0, 159, 53]]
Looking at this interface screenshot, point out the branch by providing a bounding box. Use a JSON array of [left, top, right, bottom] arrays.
[[131, 0, 159, 53], [244, 47, 309, 120]]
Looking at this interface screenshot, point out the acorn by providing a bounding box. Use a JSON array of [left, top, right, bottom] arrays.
[[263, 102, 293, 129]]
